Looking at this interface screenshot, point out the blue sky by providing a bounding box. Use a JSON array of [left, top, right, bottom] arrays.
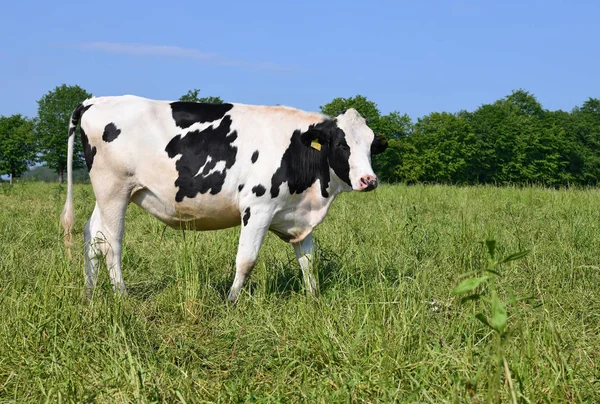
[[1, 0, 598, 121]]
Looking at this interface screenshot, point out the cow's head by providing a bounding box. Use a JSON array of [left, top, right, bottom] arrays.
[[302, 109, 388, 192]]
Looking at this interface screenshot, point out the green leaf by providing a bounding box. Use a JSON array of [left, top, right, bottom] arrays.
[[499, 250, 529, 264], [457, 270, 480, 279], [491, 294, 507, 333], [507, 294, 535, 305], [484, 268, 502, 277], [475, 313, 493, 330], [452, 276, 489, 295], [460, 294, 482, 303]]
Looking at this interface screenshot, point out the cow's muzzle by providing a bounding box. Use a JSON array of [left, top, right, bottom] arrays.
[[359, 175, 378, 191]]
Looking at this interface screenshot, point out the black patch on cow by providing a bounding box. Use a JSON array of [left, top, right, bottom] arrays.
[[165, 115, 238, 202], [238, 184, 244, 192], [270, 119, 351, 198], [252, 184, 266, 197], [251, 150, 259, 163], [243, 207, 251, 226], [102, 123, 121, 143], [69, 104, 92, 137], [329, 130, 352, 187], [170, 102, 234, 129], [80, 127, 96, 172], [165, 135, 181, 158]]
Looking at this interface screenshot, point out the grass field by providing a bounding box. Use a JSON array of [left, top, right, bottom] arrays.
[[0, 182, 599, 402]]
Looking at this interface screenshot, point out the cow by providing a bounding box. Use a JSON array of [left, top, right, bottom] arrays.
[[60, 95, 388, 303]]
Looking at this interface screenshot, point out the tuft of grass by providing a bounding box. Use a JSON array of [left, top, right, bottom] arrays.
[[452, 239, 532, 403], [0, 182, 599, 402]]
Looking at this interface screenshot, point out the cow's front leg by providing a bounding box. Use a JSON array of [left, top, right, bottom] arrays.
[[292, 232, 319, 297], [227, 208, 271, 304]]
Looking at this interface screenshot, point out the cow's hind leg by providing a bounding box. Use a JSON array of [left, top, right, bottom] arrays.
[[84, 193, 129, 296], [227, 208, 271, 304], [83, 203, 102, 297], [292, 232, 319, 297]]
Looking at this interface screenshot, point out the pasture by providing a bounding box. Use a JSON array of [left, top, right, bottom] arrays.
[[0, 182, 598, 402]]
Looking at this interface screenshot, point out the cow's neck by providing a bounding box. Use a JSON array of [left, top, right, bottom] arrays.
[[304, 172, 348, 220], [325, 174, 349, 200]]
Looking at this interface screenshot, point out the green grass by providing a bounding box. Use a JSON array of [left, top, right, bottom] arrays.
[[0, 182, 598, 402]]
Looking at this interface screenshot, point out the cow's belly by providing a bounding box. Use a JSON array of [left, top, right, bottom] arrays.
[[131, 188, 241, 231]]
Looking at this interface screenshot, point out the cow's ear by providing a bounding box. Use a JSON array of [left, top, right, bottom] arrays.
[[371, 134, 388, 155], [300, 120, 336, 149]]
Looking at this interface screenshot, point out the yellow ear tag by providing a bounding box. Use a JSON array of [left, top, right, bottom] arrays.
[[311, 138, 322, 151]]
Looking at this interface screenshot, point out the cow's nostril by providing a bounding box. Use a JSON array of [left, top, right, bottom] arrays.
[[365, 179, 378, 191]]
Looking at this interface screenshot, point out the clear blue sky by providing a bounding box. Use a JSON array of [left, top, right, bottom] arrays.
[[1, 0, 598, 121]]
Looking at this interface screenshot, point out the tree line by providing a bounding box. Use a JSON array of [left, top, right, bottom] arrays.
[[1, 85, 598, 186], [363, 91, 600, 186]]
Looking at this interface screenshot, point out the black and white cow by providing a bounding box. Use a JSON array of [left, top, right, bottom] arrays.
[[61, 95, 388, 302]]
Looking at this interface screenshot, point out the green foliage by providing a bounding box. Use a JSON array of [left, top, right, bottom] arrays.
[[319, 95, 410, 139], [1, 183, 598, 401], [319, 89, 600, 187], [453, 240, 531, 403], [453, 276, 489, 295], [409, 112, 479, 183], [179, 88, 224, 104], [463, 90, 570, 185], [571, 98, 600, 183], [373, 137, 419, 182], [377, 111, 412, 140], [0, 114, 37, 181], [452, 240, 530, 335], [320, 95, 381, 125], [36, 84, 92, 182]]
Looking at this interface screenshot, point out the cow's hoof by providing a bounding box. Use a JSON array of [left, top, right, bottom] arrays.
[[227, 290, 239, 305]]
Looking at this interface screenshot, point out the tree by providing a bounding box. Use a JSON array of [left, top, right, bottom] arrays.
[[408, 112, 478, 183], [320, 95, 381, 126], [320, 95, 411, 138], [460, 90, 576, 185], [465, 91, 546, 184], [179, 89, 224, 104], [505, 89, 544, 117], [36, 84, 92, 183], [376, 137, 421, 183], [571, 98, 600, 184], [377, 111, 412, 140], [0, 114, 37, 184]]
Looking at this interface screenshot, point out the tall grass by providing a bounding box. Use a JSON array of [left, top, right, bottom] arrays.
[[0, 182, 598, 402]]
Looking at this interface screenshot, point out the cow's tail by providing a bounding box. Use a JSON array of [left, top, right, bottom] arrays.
[[61, 103, 86, 258]]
